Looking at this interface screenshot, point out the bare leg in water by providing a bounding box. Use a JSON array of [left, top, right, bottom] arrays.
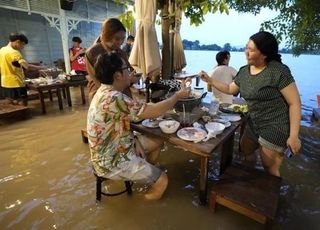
[[135, 135, 168, 200], [240, 134, 259, 167], [241, 134, 284, 177], [260, 147, 284, 177], [144, 172, 168, 200], [135, 135, 163, 164]]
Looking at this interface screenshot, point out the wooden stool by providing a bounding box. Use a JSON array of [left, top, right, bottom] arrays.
[[209, 164, 282, 225], [81, 129, 88, 143]]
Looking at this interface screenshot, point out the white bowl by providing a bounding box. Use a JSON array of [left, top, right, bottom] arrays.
[[205, 122, 225, 136], [159, 120, 180, 134]]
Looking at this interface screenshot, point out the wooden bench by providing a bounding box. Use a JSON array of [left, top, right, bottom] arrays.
[[0, 100, 29, 119], [209, 163, 282, 225]]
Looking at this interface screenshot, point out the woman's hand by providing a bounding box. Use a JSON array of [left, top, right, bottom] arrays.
[[287, 136, 301, 155], [175, 87, 191, 100], [181, 77, 192, 88], [199, 71, 211, 84]]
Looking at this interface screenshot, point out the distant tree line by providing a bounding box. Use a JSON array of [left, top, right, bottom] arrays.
[[182, 39, 319, 55]]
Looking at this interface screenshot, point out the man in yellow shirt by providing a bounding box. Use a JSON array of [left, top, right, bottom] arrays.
[[0, 33, 44, 105]]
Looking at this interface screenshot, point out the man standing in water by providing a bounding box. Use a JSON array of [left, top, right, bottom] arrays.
[[0, 33, 45, 105], [208, 51, 237, 104]]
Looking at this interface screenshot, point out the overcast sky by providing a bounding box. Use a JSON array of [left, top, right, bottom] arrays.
[[156, 8, 280, 48]]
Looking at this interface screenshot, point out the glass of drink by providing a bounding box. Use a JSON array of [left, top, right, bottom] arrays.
[[46, 76, 53, 84], [179, 111, 191, 127], [207, 83, 212, 92]]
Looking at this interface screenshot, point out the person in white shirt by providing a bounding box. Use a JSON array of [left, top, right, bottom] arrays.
[[208, 51, 237, 104]]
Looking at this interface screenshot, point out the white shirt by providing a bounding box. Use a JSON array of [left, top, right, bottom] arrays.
[[210, 65, 237, 104]]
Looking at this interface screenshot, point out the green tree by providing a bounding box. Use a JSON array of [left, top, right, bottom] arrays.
[[177, 0, 320, 54], [223, 43, 231, 51], [118, 10, 135, 35], [225, 0, 320, 55], [118, 0, 320, 78]]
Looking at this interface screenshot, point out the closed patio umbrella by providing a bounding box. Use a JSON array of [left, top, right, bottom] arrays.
[[173, 7, 186, 72], [129, 0, 161, 78]]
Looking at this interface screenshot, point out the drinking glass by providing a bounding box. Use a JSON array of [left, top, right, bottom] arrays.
[[46, 76, 53, 84], [179, 111, 191, 127]]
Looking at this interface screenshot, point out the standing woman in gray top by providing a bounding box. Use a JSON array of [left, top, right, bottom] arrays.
[[85, 18, 137, 101], [199, 31, 301, 177]]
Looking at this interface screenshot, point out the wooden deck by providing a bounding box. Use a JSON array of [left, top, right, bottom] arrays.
[[0, 100, 29, 119]]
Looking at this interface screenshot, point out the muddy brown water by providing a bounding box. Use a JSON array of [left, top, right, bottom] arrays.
[[0, 88, 319, 229]]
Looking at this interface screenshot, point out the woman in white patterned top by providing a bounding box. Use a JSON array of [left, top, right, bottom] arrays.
[[87, 53, 190, 200]]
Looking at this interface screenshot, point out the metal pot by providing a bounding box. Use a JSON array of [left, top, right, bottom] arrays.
[[174, 92, 207, 112]]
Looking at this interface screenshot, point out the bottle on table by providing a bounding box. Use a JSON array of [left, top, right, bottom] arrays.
[[209, 94, 220, 116]]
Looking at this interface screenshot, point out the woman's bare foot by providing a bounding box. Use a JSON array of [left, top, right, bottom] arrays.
[[144, 172, 168, 200]]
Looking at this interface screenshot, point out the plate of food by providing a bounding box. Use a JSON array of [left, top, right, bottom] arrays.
[[219, 103, 248, 114], [142, 119, 162, 128], [177, 127, 207, 142], [219, 114, 241, 122], [212, 118, 231, 128]]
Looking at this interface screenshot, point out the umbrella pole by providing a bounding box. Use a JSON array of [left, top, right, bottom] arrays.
[[169, 0, 175, 78], [161, 0, 171, 80], [145, 77, 150, 103]]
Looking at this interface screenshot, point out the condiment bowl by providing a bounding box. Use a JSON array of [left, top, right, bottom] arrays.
[[159, 120, 180, 134], [205, 122, 225, 136]]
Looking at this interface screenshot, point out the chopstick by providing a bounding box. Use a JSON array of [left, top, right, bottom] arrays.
[[183, 104, 186, 125]]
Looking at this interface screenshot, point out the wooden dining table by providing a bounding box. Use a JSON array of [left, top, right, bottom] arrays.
[[131, 119, 242, 205], [27, 79, 87, 114]]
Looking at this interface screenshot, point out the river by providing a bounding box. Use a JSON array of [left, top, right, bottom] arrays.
[[184, 50, 320, 124]]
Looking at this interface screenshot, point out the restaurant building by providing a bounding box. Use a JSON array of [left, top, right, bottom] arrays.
[[0, 0, 126, 70]]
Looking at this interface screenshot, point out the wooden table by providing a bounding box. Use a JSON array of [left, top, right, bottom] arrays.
[[131, 120, 241, 204], [27, 80, 87, 114], [63, 80, 87, 106]]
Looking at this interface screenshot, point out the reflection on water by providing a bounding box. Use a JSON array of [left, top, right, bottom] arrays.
[[0, 89, 319, 229]]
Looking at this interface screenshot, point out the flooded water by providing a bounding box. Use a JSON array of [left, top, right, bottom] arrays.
[[0, 88, 320, 229]]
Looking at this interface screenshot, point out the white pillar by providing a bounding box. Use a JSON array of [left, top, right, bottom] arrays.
[[59, 9, 71, 73]]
